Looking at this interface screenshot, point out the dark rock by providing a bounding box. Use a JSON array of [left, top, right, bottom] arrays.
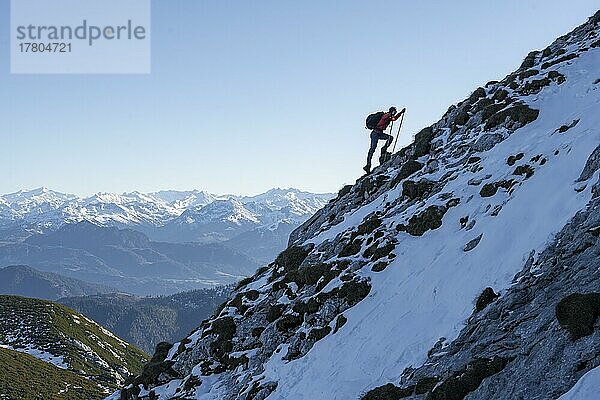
[[308, 326, 332, 341], [275, 245, 312, 273], [339, 239, 363, 257], [209, 318, 237, 362], [492, 89, 509, 102], [541, 53, 578, 70], [361, 383, 414, 400], [427, 357, 509, 400], [402, 179, 435, 200], [520, 51, 539, 69], [137, 342, 179, 388], [446, 198, 461, 208], [542, 47, 552, 58], [247, 381, 278, 400], [245, 290, 260, 301], [364, 243, 396, 261], [177, 337, 192, 354], [484, 104, 540, 131], [490, 205, 502, 217], [182, 375, 201, 392], [211, 317, 236, 340], [230, 293, 249, 315], [467, 156, 481, 164], [413, 127, 436, 158], [371, 261, 389, 272], [234, 276, 255, 291], [507, 153, 524, 166], [405, 205, 448, 236], [479, 180, 514, 198], [276, 313, 303, 332], [518, 71, 565, 95], [480, 103, 506, 121], [251, 327, 265, 338], [337, 185, 352, 198], [391, 160, 424, 188], [475, 287, 499, 312], [476, 97, 494, 110], [548, 70, 567, 84], [339, 280, 371, 306], [463, 234, 483, 252], [556, 293, 600, 340], [293, 298, 320, 316], [286, 263, 336, 288], [480, 183, 498, 197], [469, 88, 487, 103], [415, 377, 439, 394], [333, 314, 348, 334], [358, 216, 383, 236], [460, 216, 469, 228], [455, 110, 470, 126], [518, 69, 539, 80], [513, 164, 535, 179], [578, 145, 600, 182], [266, 304, 286, 323], [557, 119, 580, 133]]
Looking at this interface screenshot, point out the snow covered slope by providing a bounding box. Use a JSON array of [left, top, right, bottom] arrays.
[[114, 11, 600, 400]]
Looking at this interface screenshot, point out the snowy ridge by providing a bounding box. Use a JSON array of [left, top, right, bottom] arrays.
[[115, 12, 600, 400], [0, 187, 333, 232]]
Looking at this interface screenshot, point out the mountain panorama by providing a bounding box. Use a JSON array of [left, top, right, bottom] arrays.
[[0, 188, 333, 295], [2, 9, 600, 400], [103, 11, 600, 400]]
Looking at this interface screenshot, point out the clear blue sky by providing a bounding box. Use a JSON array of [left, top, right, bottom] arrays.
[[1, 0, 598, 196]]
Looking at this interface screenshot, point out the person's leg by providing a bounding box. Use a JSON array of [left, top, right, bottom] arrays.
[[381, 133, 393, 152], [365, 130, 379, 170]]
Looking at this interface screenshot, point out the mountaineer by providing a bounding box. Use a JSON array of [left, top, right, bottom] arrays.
[[364, 107, 406, 174]]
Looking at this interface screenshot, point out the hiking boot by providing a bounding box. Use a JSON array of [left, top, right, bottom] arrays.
[[379, 151, 392, 164]]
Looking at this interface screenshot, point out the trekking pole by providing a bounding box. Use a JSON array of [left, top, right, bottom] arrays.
[[391, 110, 405, 153]]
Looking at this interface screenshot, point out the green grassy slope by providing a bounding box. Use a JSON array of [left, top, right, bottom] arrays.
[[0, 295, 149, 399], [0, 346, 102, 400]]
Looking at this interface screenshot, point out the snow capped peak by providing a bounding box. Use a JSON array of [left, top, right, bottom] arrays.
[[0, 187, 334, 231], [150, 189, 217, 206], [179, 198, 260, 225], [3, 187, 76, 204]]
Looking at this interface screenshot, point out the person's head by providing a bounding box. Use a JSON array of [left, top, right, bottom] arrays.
[[389, 106, 397, 116]]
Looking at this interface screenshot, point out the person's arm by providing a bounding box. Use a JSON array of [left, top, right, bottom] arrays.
[[392, 108, 406, 121]]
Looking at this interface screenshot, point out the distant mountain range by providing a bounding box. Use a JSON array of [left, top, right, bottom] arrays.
[[0, 265, 117, 300], [0, 187, 332, 236], [0, 187, 333, 294], [60, 287, 231, 353], [0, 222, 259, 295]]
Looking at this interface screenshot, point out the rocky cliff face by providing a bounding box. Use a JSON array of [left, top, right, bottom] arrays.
[[114, 11, 600, 400]]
